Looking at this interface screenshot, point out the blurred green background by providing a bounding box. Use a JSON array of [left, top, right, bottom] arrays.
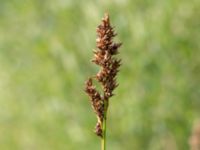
[[0, 0, 200, 150]]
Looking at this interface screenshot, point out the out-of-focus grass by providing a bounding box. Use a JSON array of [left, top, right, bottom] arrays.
[[0, 0, 200, 150]]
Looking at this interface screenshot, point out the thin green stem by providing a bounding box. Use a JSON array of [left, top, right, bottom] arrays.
[[101, 101, 108, 150], [101, 113, 107, 150]]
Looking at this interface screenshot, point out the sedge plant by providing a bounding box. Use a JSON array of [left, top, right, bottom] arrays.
[[85, 13, 122, 150]]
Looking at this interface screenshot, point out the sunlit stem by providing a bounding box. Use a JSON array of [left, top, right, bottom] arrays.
[[101, 100, 108, 150]]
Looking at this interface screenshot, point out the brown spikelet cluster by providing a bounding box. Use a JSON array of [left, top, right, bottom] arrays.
[[85, 13, 122, 137]]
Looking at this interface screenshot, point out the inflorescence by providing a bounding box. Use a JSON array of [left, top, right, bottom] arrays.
[[85, 13, 122, 137]]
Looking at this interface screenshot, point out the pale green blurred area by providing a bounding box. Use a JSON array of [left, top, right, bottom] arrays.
[[0, 0, 200, 149]]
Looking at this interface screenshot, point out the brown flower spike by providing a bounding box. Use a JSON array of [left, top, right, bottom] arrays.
[[85, 13, 122, 137]]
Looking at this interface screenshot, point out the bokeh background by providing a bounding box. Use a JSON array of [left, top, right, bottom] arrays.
[[0, 0, 200, 150]]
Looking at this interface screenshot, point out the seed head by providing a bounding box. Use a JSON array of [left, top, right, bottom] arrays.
[[85, 13, 122, 137]]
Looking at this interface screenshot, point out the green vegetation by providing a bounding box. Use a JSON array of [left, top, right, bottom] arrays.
[[0, 0, 200, 150]]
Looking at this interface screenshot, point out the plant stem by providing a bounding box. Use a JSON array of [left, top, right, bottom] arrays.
[[101, 101, 108, 150]]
